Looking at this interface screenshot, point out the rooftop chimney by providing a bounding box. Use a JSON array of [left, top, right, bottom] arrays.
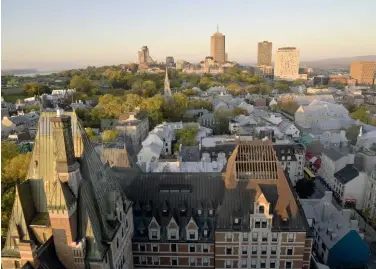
[[321, 202, 330, 222]]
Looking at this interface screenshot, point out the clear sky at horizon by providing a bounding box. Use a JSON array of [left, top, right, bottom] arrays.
[[1, 0, 376, 70]]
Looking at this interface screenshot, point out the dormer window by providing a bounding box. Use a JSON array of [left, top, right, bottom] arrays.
[[189, 231, 195, 240], [209, 209, 214, 216], [234, 218, 240, 224], [259, 205, 265, 214], [197, 209, 202, 216], [203, 229, 208, 237]]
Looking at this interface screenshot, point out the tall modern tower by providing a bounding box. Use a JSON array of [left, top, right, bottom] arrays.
[[274, 47, 300, 80], [257, 41, 272, 66], [211, 26, 226, 63]]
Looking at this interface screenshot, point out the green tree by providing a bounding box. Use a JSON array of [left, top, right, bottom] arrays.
[[345, 124, 361, 145], [141, 94, 164, 128], [163, 93, 189, 122], [182, 88, 198, 96], [2, 152, 32, 186], [350, 106, 370, 124], [85, 128, 100, 141], [70, 75, 92, 93], [2, 187, 15, 237], [274, 82, 290, 93], [295, 179, 316, 198], [174, 126, 199, 151], [24, 83, 51, 96], [102, 129, 119, 142], [122, 93, 143, 112], [214, 109, 234, 134], [140, 80, 157, 97], [1, 142, 19, 169], [279, 101, 299, 115], [233, 107, 249, 116], [188, 99, 213, 111]]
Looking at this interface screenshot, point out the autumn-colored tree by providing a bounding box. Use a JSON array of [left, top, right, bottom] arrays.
[[2, 152, 32, 186], [233, 107, 249, 116], [102, 129, 120, 142]]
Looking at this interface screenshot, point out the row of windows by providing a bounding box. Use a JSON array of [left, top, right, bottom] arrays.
[[226, 245, 294, 255], [225, 259, 293, 269], [134, 256, 210, 266], [136, 243, 210, 253], [225, 232, 283, 242]]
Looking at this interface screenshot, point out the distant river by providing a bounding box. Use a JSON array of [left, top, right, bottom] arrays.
[[14, 71, 59, 77]]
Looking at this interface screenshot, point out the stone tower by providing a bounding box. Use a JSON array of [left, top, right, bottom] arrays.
[[48, 109, 81, 269]]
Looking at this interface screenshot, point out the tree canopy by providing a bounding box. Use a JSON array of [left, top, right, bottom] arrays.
[[102, 129, 120, 142], [175, 126, 199, 152], [24, 82, 51, 96], [70, 75, 93, 93]]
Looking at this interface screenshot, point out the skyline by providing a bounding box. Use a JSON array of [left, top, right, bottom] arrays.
[[1, 0, 376, 70]]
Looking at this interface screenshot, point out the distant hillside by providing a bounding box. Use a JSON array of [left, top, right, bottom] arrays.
[[2, 69, 38, 75], [301, 55, 376, 70]]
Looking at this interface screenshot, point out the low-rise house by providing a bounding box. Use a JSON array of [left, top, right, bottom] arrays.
[[198, 113, 218, 129], [229, 115, 257, 134], [333, 164, 367, 209], [116, 113, 149, 145], [318, 147, 355, 189], [293, 94, 335, 106], [301, 192, 369, 269], [314, 130, 348, 149], [277, 120, 300, 138], [8, 130, 32, 142], [237, 101, 254, 114]]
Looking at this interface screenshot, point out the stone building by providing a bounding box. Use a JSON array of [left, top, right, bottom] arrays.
[[2, 112, 313, 269], [1, 111, 134, 269], [126, 141, 312, 269]]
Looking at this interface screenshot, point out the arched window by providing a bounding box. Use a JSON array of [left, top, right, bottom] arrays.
[[259, 205, 265, 214]]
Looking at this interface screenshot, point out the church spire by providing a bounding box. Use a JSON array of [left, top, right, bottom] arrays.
[[164, 68, 172, 99]]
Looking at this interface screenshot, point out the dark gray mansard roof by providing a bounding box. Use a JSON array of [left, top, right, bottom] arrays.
[[119, 172, 225, 242], [115, 170, 309, 236]]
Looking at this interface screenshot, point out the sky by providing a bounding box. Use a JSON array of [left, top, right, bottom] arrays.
[[1, 0, 376, 70]]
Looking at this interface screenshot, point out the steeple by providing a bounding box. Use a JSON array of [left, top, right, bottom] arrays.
[[164, 68, 172, 99], [217, 24, 219, 33]]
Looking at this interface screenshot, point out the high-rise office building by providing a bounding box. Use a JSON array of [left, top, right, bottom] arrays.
[[210, 28, 226, 63], [257, 41, 272, 66], [274, 47, 300, 80], [166, 56, 175, 67], [350, 61, 376, 85]]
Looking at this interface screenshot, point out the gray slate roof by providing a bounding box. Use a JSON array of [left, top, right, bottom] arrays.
[[322, 148, 345, 161], [334, 165, 359, 184]]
